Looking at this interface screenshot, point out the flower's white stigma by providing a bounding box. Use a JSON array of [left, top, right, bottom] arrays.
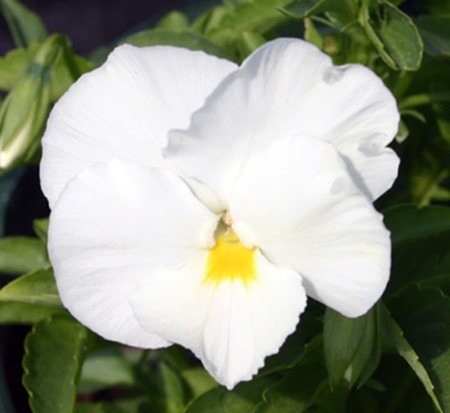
[[223, 210, 233, 229]]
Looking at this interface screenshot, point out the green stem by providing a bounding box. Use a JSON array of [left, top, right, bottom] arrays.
[[399, 92, 450, 110], [311, 15, 338, 29], [417, 170, 449, 207]]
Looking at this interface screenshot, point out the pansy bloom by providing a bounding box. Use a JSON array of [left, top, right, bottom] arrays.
[[40, 39, 399, 389]]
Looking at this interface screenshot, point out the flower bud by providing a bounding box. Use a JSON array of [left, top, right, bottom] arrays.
[[0, 35, 63, 172]]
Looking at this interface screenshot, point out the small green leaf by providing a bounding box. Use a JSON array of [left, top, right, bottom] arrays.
[[156, 11, 190, 32], [156, 362, 186, 413], [78, 347, 135, 393], [304, 17, 324, 49], [238, 31, 266, 58], [0, 267, 60, 307], [0, 237, 48, 274], [120, 28, 234, 61], [192, 6, 230, 36], [0, 0, 47, 48], [387, 284, 450, 412], [396, 118, 409, 143], [361, 0, 423, 70], [323, 305, 381, 387], [32, 218, 49, 242], [181, 368, 218, 399], [23, 314, 93, 413], [380, 302, 444, 413], [185, 375, 273, 413]]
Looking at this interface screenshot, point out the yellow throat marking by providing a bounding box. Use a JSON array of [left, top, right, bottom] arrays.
[[204, 231, 256, 286]]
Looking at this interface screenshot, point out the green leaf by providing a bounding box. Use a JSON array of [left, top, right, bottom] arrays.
[[156, 11, 190, 32], [0, 253, 61, 324], [156, 362, 186, 413], [23, 314, 93, 413], [0, 267, 61, 307], [384, 205, 450, 294], [416, 15, 450, 57], [387, 284, 450, 412], [396, 118, 409, 143], [323, 305, 381, 387], [254, 337, 326, 413], [238, 31, 266, 58], [192, 6, 230, 36], [185, 375, 273, 413], [32, 218, 49, 242], [0, 301, 61, 324], [304, 17, 324, 49], [206, 0, 290, 52], [380, 302, 445, 413], [181, 368, 218, 399], [78, 347, 135, 393], [0, 0, 47, 48], [384, 204, 450, 245], [120, 28, 234, 61], [283, 0, 357, 26], [260, 303, 323, 375], [361, 0, 423, 70], [0, 236, 49, 274]]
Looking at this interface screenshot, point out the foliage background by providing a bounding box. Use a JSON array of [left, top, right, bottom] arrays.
[[0, 0, 449, 412]]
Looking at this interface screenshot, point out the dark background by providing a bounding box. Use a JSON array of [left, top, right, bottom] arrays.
[[0, 0, 219, 56]]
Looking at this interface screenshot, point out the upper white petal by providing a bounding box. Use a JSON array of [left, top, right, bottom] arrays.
[[131, 251, 306, 389], [166, 38, 399, 204], [229, 136, 391, 318], [48, 159, 219, 347], [40, 44, 237, 208]]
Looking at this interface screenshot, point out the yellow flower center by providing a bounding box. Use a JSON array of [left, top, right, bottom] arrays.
[[204, 230, 256, 286]]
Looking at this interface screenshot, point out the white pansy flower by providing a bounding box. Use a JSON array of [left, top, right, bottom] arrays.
[[40, 38, 399, 390]]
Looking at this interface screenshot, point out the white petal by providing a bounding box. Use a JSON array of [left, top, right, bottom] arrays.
[[48, 159, 219, 347], [40, 45, 237, 208], [131, 251, 306, 389], [229, 136, 391, 318], [166, 38, 399, 204]]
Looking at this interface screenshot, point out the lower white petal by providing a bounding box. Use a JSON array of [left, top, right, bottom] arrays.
[[131, 250, 306, 389], [48, 159, 218, 348]]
